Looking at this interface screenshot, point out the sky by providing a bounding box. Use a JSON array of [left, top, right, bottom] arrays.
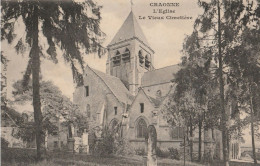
[[1, 0, 258, 147], [3, 0, 202, 101]]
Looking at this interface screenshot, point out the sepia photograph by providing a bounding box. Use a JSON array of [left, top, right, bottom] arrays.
[[1, 0, 260, 165]]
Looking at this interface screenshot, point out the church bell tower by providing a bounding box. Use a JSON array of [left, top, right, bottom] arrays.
[[106, 11, 155, 95]]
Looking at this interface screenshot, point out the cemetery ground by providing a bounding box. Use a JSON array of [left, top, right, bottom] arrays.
[[2, 148, 260, 166]]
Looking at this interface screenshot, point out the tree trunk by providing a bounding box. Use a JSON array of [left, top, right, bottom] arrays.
[[58, 114, 61, 150], [250, 86, 257, 164], [250, 117, 257, 164], [217, 1, 229, 165], [184, 135, 186, 166], [198, 115, 202, 162], [189, 116, 193, 162], [32, 4, 43, 161], [45, 130, 48, 150]]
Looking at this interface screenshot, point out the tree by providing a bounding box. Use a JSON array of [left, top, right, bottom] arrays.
[[12, 80, 91, 149], [1, 0, 105, 160], [192, 1, 260, 165], [1, 51, 8, 109], [181, 32, 219, 162], [176, 65, 215, 161], [227, 27, 260, 164], [220, 1, 260, 164]]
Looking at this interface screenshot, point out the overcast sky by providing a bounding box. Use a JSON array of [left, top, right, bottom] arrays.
[[3, 0, 202, 101]]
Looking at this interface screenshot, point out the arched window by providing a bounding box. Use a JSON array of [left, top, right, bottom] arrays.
[[122, 48, 130, 62], [136, 118, 147, 138], [109, 119, 119, 132], [86, 104, 91, 118], [138, 50, 144, 66], [22, 113, 29, 122], [111, 120, 118, 130]]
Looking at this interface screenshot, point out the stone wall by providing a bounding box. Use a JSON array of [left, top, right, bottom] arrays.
[[73, 66, 124, 129]]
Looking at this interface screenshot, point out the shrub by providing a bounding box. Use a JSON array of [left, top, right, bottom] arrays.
[[156, 147, 170, 158], [1, 137, 9, 149], [241, 151, 260, 161], [1, 148, 37, 163], [203, 151, 213, 163], [93, 129, 114, 156], [135, 147, 146, 156], [168, 147, 180, 160], [92, 127, 134, 156], [114, 137, 134, 156]]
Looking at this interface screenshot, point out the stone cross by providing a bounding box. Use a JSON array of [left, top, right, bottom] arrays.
[[145, 125, 157, 166]]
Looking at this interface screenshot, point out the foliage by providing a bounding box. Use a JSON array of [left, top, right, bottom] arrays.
[[241, 151, 260, 161], [12, 80, 91, 142], [1, 1, 105, 83], [1, 0, 105, 160], [1, 148, 207, 166], [135, 147, 146, 156], [168, 147, 180, 160], [1, 137, 9, 149], [113, 136, 134, 156], [93, 127, 134, 156], [93, 128, 114, 156], [156, 147, 170, 158], [1, 148, 52, 164], [1, 51, 9, 108], [163, 0, 260, 164], [203, 151, 214, 163], [156, 147, 181, 160]]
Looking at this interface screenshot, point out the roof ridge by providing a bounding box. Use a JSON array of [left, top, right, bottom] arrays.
[[144, 64, 180, 73], [128, 88, 156, 110], [132, 12, 149, 45], [88, 66, 132, 105], [90, 68, 124, 104], [108, 11, 150, 48], [139, 88, 158, 107], [132, 11, 137, 38]]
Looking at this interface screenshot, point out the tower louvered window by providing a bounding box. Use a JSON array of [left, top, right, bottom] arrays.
[[122, 48, 130, 62], [145, 55, 151, 70], [138, 50, 144, 66], [113, 51, 121, 66], [85, 86, 89, 97]]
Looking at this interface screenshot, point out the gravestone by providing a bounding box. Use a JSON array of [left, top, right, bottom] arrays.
[[204, 129, 214, 162], [81, 129, 89, 153], [74, 137, 81, 153], [145, 125, 157, 166], [68, 123, 75, 152]]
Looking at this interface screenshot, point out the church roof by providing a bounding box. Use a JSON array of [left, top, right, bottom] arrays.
[[141, 64, 181, 87], [108, 11, 150, 48], [90, 68, 133, 104]]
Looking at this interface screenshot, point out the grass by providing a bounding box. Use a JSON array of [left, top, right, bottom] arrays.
[[1, 148, 204, 166], [2, 148, 259, 166]]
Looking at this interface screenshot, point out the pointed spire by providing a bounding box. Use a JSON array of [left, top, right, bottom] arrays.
[[108, 10, 151, 50], [130, 0, 133, 12]]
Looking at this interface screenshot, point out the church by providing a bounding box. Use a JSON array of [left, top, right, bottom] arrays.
[[73, 10, 221, 154]]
